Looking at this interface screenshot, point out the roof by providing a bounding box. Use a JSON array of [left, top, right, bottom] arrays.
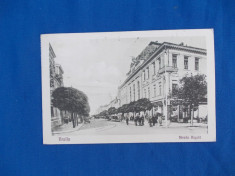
[[49, 43, 56, 58], [119, 41, 207, 89]]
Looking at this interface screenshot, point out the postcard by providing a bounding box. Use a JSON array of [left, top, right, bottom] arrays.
[[41, 29, 216, 144]]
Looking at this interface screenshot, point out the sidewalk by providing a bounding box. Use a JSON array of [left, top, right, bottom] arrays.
[[124, 120, 207, 128], [52, 122, 84, 135]]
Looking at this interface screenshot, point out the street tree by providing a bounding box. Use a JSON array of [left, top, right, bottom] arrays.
[[108, 107, 117, 115], [117, 104, 129, 120], [99, 110, 109, 118], [126, 101, 137, 117], [175, 74, 207, 126], [118, 104, 129, 114], [136, 98, 153, 113], [52, 87, 90, 128]]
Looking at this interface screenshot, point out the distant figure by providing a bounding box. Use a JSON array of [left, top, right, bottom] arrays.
[[152, 113, 158, 126], [126, 115, 129, 125], [147, 114, 153, 127], [141, 114, 144, 126], [158, 113, 163, 126], [135, 114, 139, 126]]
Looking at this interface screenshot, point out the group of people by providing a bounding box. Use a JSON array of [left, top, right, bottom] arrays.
[[125, 112, 163, 127]]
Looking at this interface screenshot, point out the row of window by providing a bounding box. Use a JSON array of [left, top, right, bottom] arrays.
[[142, 55, 200, 81], [144, 83, 162, 99], [130, 81, 141, 102], [180, 56, 199, 70], [129, 82, 180, 102], [129, 82, 162, 102]]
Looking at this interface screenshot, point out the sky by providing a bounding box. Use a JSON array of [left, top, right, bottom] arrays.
[[49, 34, 206, 115]]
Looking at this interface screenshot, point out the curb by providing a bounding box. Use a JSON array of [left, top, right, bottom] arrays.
[[52, 123, 85, 135]]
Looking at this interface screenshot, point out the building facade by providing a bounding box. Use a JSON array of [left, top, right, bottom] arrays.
[[118, 41, 207, 120], [49, 43, 64, 128]]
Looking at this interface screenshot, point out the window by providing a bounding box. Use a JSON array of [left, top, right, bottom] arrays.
[[172, 54, 177, 68], [159, 58, 161, 69], [130, 87, 132, 102], [51, 106, 54, 117], [144, 89, 146, 98], [143, 71, 145, 81], [159, 83, 162, 95], [184, 56, 188, 69], [147, 67, 149, 79], [137, 81, 140, 99], [148, 87, 150, 99], [172, 83, 178, 96], [153, 84, 156, 97], [152, 62, 156, 75], [195, 57, 199, 71], [133, 84, 135, 101], [54, 108, 58, 117]]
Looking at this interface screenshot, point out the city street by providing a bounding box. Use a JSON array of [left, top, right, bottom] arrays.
[[54, 118, 208, 136]]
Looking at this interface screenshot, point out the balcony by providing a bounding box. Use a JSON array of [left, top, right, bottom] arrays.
[[158, 66, 178, 74]]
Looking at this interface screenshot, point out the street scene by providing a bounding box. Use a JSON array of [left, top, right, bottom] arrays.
[[43, 30, 213, 141], [53, 118, 208, 136]]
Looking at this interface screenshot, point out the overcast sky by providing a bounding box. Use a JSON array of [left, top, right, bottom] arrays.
[[50, 34, 206, 115]]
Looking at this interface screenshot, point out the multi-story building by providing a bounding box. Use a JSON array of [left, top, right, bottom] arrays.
[[49, 43, 64, 128], [118, 41, 207, 121]]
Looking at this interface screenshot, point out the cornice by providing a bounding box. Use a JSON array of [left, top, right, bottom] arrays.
[[119, 43, 207, 89]]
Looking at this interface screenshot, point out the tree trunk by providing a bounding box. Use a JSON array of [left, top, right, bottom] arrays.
[[191, 104, 194, 126], [75, 113, 78, 126], [72, 112, 75, 128], [178, 105, 180, 122]]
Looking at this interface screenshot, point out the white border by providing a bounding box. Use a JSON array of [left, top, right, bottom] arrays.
[[41, 29, 216, 144]]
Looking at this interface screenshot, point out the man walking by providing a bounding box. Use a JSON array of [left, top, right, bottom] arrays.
[[147, 113, 153, 127], [141, 113, 144, 126], [135, 113, 139, 126], [125, 114, 129, 125]]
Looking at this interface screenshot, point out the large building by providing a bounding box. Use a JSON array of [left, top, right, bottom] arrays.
[[49, 43, 64, 128], [118, 41, 207, 121]]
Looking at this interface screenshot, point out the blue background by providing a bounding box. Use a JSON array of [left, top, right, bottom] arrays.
[[0, 0, 234, 175]]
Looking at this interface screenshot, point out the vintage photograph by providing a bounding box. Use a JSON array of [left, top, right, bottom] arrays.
[[41, 29, 216, 144]]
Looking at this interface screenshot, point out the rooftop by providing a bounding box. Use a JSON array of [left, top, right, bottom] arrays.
[[120, 41, 207, 89]]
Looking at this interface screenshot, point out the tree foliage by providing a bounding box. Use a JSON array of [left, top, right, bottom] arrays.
[[116, 98, 153, 115], [177, 74, 207, 106], [173, 74, 207, 126], [117, 104, 129, 114], [99, 110, 109, 117], [52, 87, 90, 116], [135, 98, 153, 112], [108, 107, 117, 115]]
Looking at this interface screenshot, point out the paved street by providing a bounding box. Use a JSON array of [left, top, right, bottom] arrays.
[[56, 118, 208, 136]]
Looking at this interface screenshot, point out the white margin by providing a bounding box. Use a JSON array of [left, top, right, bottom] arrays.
[[41, 29, 216, 144]]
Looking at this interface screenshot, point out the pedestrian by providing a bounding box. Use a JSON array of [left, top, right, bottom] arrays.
[[147, 114, 153, 127], [136, 113, 140, 126], [158, 113, 163, 126], [141, 114, 144, 126], [126, 115, 129, 125], [152, 113, 157, 126], [135, 113, 139, 126]]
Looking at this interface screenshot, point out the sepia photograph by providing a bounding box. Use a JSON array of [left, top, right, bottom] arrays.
[[41, 29, 216, 144]]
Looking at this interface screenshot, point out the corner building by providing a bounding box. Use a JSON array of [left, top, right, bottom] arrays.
[[49, 43, 64, 128], [118, 41, 207, 120]]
